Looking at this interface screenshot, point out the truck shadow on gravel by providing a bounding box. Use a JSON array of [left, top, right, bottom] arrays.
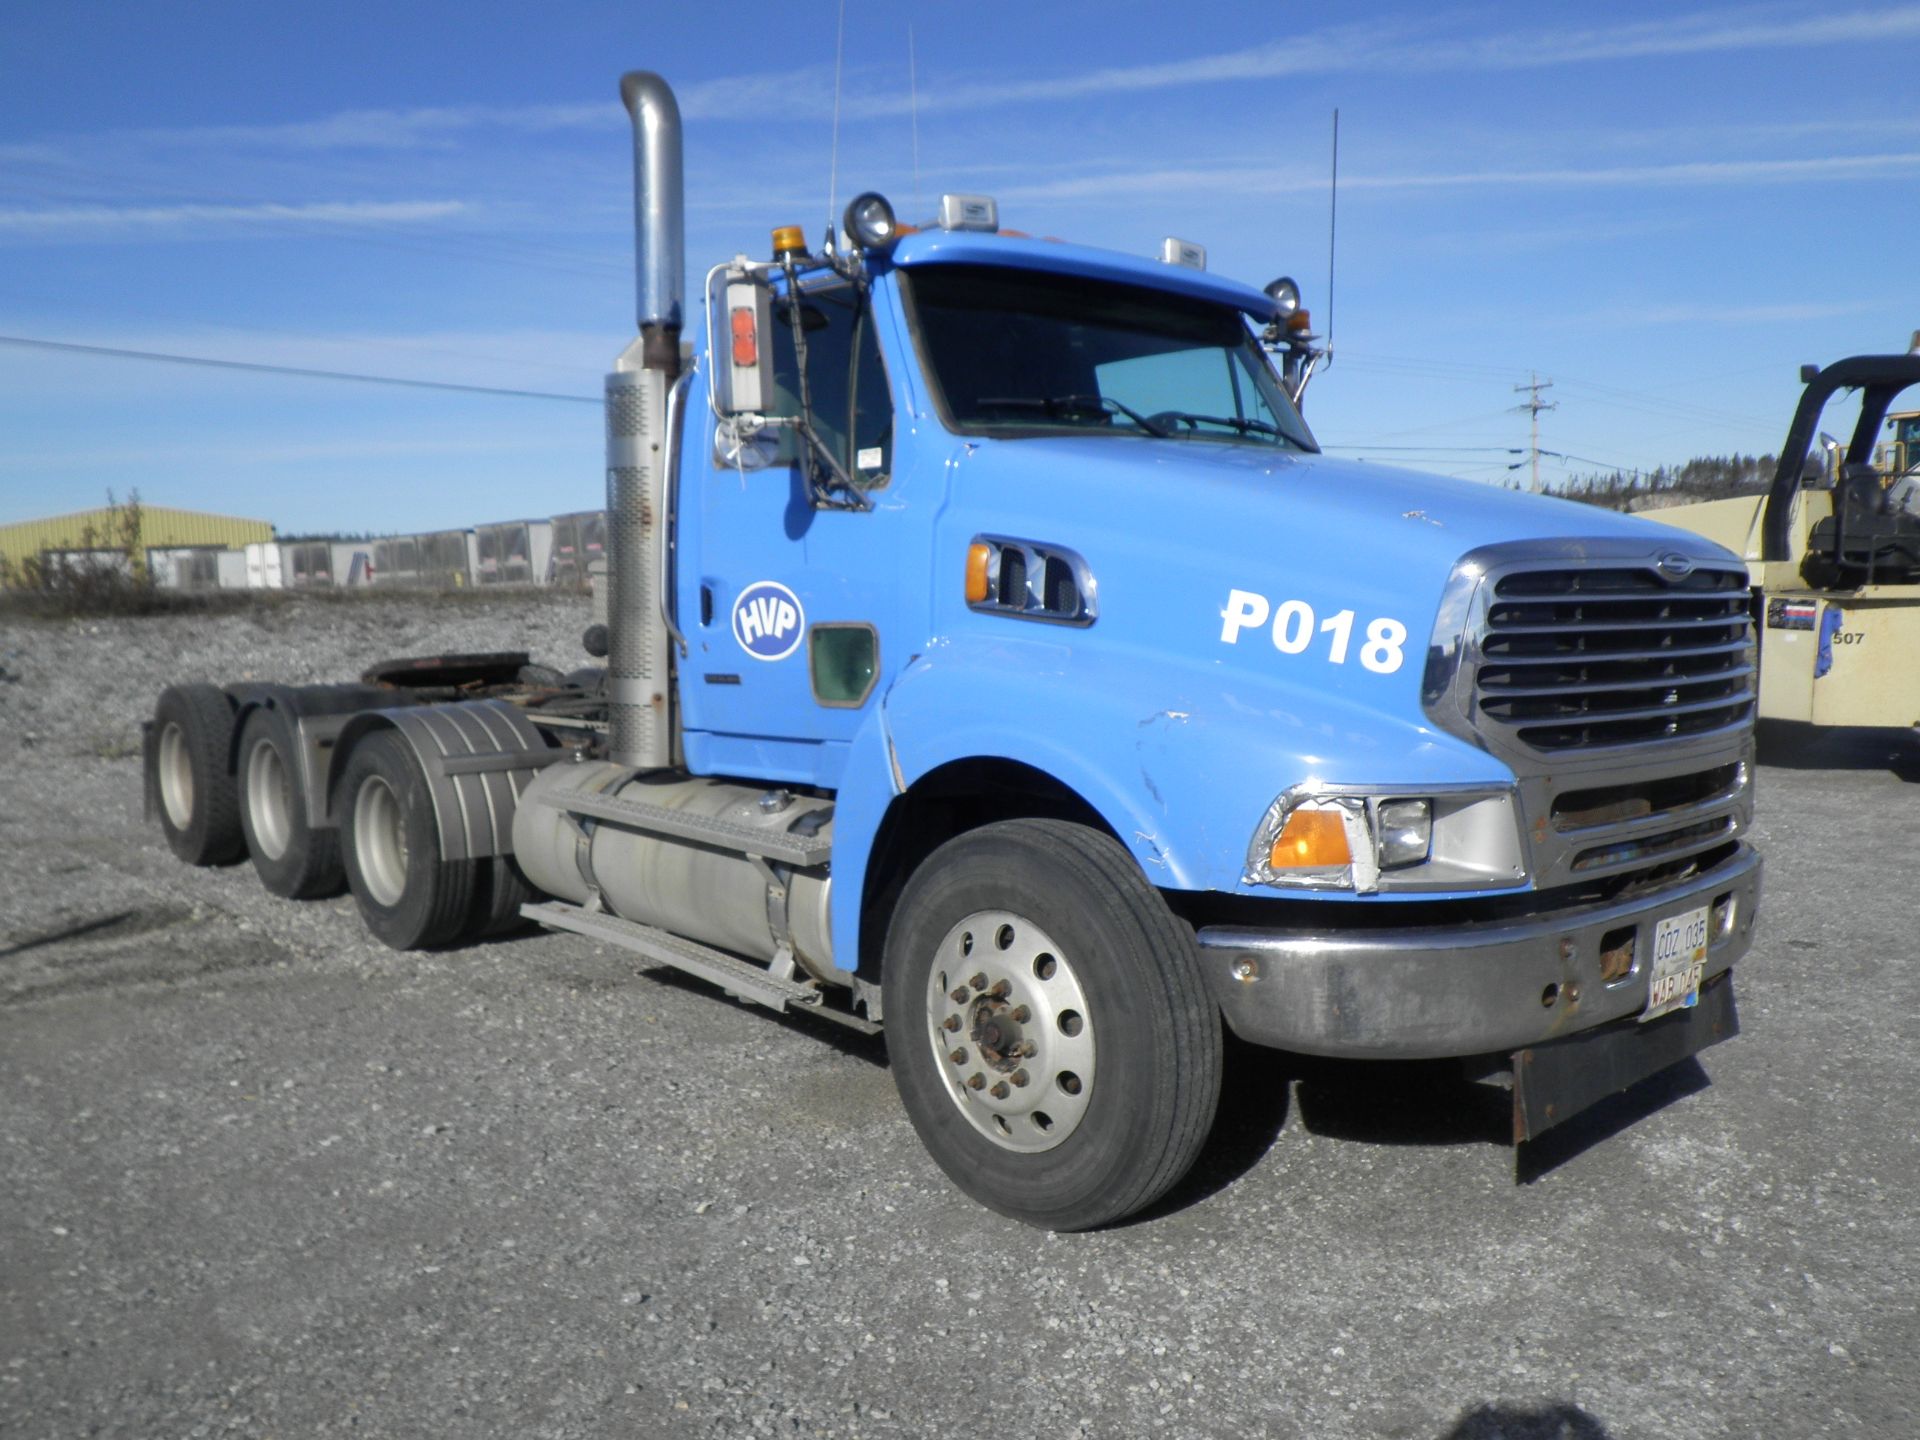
[[632, 965, 890, 1066], [1439, 1402, 1613, 1439], [1285, 1051, 1711, 1185], [1137, 1044, 1713, 1219], [1756, 720, 1920, 780], [629, 966, 1709, 1216]]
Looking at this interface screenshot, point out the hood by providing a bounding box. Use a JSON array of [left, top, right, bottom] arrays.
[[940, 434, 1735, 721]]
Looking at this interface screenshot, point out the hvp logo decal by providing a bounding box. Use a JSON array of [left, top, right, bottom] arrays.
[[732, 580, 805, 661]]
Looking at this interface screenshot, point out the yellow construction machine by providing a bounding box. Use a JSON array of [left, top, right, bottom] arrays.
[[1659, 354, 1920, 731]]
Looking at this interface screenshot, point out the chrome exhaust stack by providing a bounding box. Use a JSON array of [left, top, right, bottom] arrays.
[[605, 71, 683, 770]]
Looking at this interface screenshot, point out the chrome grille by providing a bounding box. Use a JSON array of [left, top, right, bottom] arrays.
[[1475, 565, 1754, 754]]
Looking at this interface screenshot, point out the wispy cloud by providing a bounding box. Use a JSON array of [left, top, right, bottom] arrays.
[[1607, 300, 1880, 326], [0, 434, 565, 471], [1419, 215, 1695, 256], [21, 4, 1920, 155], [0, 199, 471, 239], [997, 150, 1920, 203], [726, 6, 1920, 119], [135, 104, 607, 153]]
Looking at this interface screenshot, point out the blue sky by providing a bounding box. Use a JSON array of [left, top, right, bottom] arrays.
[[3, 1, 1918, 533]]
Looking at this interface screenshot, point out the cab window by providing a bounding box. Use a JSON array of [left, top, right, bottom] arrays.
[[768, 284, 894, 487]]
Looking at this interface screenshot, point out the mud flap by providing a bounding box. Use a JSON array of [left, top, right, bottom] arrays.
[[1511, 973, 1739, 1143]]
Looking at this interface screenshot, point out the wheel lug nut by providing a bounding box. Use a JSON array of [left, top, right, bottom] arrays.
[[949, 1048, 968, 1065], [950, 987, 969, 1004], [940, 1015, 961, 1032], [987, 979, 1011, 1000], [966, 1073, 986, 1090], [1009, 1005, 1031, 1023], [1011, 1069, 1030, 1088], [1012, 1040, 1037, 1059], [990, 1081, 1010, 1100], [969, 973, 987, 991]]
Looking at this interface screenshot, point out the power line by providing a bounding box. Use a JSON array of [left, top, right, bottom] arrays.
[[0, 333, 602, 404], [1540, 448, 1643, 473]]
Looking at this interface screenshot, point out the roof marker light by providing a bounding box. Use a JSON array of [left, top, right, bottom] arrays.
[[938, 194, 999, 232], [1161, 237, 1207, 270]]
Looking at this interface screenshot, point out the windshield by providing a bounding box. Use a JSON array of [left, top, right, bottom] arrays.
[[903, 263, 1316, 452]]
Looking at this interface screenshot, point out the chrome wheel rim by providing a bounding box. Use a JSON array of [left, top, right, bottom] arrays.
[[245, 737, 294, 861], [924, 909, 1095, 1153], [157, 721, 193, 828], [354, 775, 408, 907]]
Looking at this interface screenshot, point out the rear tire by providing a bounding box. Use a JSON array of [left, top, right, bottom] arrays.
[[882, 818, 1222, 1231], [337, 730, 475, 949], [152, 684, 245, 866], [466, 855, 535, 940], [237, 707, 344, 899]]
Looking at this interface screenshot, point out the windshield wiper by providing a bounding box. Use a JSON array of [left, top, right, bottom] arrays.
[[977, 394, 1170, 438], [1151, 411, 1285, 439]]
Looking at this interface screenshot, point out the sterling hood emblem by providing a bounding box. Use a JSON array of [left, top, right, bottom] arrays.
[[1656, 551, 1697, 581]]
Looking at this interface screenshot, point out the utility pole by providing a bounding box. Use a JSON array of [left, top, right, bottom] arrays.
[[1512, 374, 1556, 492]]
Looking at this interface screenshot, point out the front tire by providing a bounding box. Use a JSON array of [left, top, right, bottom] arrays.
[[882, 819, 1222, 1230], [151, 684, 245, 866], [337, 730, 475, 949], [237, 707, 344, 899]]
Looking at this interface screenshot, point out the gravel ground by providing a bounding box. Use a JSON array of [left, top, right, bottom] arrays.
[[1, 592, 1916, 1440]]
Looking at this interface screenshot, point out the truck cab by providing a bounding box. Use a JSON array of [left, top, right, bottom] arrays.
[[147, 72, 1763, 1231]]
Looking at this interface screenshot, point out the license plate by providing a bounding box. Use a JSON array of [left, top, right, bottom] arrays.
[[1643, 905, 1709, 1021]]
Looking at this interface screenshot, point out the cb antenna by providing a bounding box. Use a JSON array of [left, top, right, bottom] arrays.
[[909, 23, 922, 221], [1325, 107, 1339, 369], [825, 0, 848, 249]]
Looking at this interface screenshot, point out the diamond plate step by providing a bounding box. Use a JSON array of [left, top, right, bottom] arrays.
[[522, 902, 879, 1036], [537, 789, 831, 866]]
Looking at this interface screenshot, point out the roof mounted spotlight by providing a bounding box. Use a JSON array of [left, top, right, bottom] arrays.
[[1265, 276, 1302, 318], [938, 193, 999, 232], [843, 191, 899, 255]]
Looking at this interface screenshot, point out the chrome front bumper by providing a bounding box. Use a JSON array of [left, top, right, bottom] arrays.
[[1195, 845, 1762, 1060]]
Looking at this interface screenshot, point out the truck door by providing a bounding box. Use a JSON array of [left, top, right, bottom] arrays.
[[680, 277, 909, 790]]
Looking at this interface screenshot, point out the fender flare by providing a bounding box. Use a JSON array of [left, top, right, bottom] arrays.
[[226, 682, 414, 831], [326, 699, 566, 860]]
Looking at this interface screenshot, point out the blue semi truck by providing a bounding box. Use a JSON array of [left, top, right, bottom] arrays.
[[146, 72, 1762, 1229]]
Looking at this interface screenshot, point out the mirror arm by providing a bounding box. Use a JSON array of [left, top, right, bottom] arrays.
[[779, 252, 874, 512]]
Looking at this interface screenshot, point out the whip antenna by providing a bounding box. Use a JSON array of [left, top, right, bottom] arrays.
[[909, 23, 922, 221], [826, 0, 848, 247], [1326, 108, 1339, 368]]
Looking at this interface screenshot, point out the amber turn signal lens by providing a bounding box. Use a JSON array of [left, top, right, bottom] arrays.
[[965, 543, 992, 603], [1268, 808, 1350, 868]]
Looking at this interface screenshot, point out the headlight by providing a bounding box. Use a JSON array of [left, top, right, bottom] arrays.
[[1245, 785, 1525, 893], [1375, 798, 1432, 868]]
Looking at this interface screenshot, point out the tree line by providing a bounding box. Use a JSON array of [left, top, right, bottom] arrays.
[[1558, 453, 1778, 512]]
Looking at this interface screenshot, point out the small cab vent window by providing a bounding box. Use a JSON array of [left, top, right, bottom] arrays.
[[810, 624, 880, 708]]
